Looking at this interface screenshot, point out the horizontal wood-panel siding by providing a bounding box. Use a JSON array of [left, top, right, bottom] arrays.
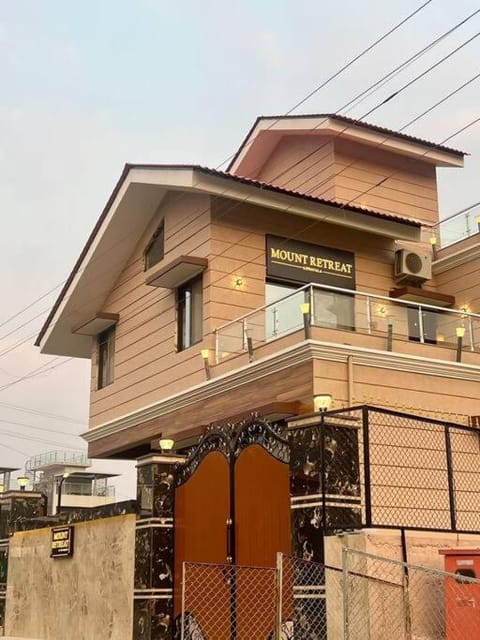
[[332, 139, 439, 224], [256, 136, 336, 200], [90, 192, 212, 427]]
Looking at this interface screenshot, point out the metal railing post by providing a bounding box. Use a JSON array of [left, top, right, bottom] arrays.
[[180, 561, 186, 640], [242, 319, 248, 352], [468, 315, 475, 352], [366, 296, 372, 334], [276, 552, 283, 640], [445, 426, 457, 532], [418, 307, 425, 343], [342, 547, 350, 640]]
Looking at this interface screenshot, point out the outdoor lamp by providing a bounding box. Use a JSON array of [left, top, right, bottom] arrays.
[[200, 349, 211, 380], [456, 326, 465, 363], [57, 472, 70, 513], [314, 394, 333, 413], [476, 215, 480, 233], [0, 483, 4, 493], [301, 302, 311, 340], [159, 438, 175, 452], [17, 476, 29, 491]]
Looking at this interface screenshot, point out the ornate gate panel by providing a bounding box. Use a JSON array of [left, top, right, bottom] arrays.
[[174, 418, 291, 638]]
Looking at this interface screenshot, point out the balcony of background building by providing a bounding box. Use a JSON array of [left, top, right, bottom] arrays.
[[215, 283, 480, 367], [431, 202, 480, 250]]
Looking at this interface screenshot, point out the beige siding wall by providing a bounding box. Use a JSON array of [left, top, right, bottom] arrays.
[[90, 192, 212, 427], [256, 136, 336, 200], [332, 139, 439, 224], [434, 255, 480, 315]]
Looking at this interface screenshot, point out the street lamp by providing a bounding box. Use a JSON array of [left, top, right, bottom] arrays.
[[57, 472, 70, 513]]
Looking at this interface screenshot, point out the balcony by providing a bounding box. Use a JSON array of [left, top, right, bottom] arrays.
[[432, 202, 480, 249], [215, 283, 480, 366]]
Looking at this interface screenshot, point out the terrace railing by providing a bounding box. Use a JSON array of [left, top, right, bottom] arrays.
[[431, 201, 480, 249], [214, 283, 480, 364]]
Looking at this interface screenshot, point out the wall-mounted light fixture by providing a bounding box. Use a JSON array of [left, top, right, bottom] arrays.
[[456, 326, 465, 363], [300, 302, 311, 340], [314, 394, 332, 413], [200, 349, 211, 380], [476, 215, 480, 233], [159, 438, 175, 453], [430, 234, 437, 259], [0, 483, 4, 493], [17, 476, 29, 492]]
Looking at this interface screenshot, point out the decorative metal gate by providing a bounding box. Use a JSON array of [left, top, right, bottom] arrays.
[[173, 418, 292, 638]]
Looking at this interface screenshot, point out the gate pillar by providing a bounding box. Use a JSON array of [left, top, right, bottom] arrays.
[[133, 453, 185, 640]]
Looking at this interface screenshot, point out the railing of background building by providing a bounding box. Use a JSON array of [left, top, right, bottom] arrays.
[[214, 283, 480, 364], [25, 450, 90, 471], [308, 406, 480, 535], [431, 202, 480, 249]]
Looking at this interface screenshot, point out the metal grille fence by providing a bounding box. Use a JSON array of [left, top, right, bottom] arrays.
[[181, 551, 480, 639], [318, 406, 480, 534]]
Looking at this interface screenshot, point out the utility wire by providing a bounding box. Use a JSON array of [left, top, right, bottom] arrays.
[[0, 0, 435, 337], [0, 400, 84, 425]]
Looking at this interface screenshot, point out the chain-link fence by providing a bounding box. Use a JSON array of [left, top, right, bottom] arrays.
[[180, 562, 278, 639], [180, 550, 480, 639], [341, 547, 480, 640]]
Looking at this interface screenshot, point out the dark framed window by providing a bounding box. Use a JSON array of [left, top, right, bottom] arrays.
[[144, 222, 164, 270], [98, 326, 115, 389], [177, 276, 203, 351]]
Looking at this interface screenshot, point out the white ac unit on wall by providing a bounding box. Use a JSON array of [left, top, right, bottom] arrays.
[[394, 249, 432, 284]]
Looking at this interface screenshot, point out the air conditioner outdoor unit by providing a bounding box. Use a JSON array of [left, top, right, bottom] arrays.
[[394, 249, 432, 284]]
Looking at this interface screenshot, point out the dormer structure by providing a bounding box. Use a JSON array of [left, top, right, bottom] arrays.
[[229, 114, 464, 223], [34, 113, 480, 462]]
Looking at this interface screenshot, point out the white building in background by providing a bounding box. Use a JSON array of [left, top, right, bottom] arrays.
[[25, 451, 116, 515]]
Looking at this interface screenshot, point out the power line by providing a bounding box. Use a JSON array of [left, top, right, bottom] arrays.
[[0, 418, 83, 438], [0, 0, 435, 340], [0, 400, 84, 425]]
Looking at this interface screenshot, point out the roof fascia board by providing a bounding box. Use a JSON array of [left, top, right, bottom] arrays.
[[38, 166, 198, 352], [195, 171, 420, 242]]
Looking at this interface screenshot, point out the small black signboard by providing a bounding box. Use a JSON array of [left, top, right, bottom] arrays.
[[51, 526, 74, 558], [266, 235, 356, 290]]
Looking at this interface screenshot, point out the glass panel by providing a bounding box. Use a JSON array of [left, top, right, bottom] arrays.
[[313, 290, 354, 330], [265, 284, 305, 340]]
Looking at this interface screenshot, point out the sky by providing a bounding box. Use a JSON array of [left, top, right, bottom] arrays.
[[1, 0, 479, 498]]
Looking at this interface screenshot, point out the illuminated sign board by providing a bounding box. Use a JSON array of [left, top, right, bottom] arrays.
[[51, 526, 74, 558], [266, 235, 355, 289]]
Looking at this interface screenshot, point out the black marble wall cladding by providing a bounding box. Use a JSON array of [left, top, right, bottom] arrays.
[[133, 598, 173, 640], [289, 424, 360, 498], [137, 463, 176, 518], [135, 527, 173, 590], [292, 507, 325, 563], [0, 544, 8, 586], [0, 494, 46, 536], [15, 499, 137, 532], [0, 504, 9, 540], [0, 597, 5, 633]]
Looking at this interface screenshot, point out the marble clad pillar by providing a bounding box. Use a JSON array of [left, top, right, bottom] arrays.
[[133, 454, 185, 640]]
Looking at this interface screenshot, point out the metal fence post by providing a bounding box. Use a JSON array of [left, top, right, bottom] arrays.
[[445, 425, 457, 532], [362, 406, 372, 527], [276, 552, 283, 640], [180, 561, 186, 640], [342, 546, 350, 640]]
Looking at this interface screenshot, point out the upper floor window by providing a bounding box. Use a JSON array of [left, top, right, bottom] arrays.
[[98, 326, 115, 389], [144, 222, 164, 270], [177, 276, 203, 351]]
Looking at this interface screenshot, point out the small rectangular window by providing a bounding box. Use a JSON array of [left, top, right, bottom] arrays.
[[145, 222, 165, 270], [178, 276, 203, 351], [98, 326, 115, 389]]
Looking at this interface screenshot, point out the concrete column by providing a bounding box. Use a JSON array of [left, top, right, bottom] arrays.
[[133, 454, 185, 640]]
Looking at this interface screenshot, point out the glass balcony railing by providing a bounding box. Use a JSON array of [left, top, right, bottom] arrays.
[[214, 283, 480, 364], [432, 202, 480, 249]]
